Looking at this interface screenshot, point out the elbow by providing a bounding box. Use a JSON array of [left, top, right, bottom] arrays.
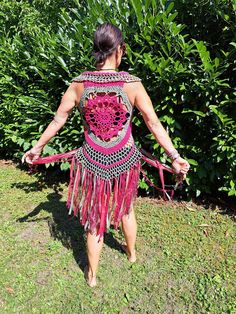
[[53, 113, 68, 125], [51, 116, 67, 129], [145, 117, 162, 134]]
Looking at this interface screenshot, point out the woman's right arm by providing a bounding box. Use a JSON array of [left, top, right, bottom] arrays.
[[22, 82, 82, 164]]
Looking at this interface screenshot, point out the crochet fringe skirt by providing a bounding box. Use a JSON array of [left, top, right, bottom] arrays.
[[32, 146, 174, 239], [66, 155, 140, 239]]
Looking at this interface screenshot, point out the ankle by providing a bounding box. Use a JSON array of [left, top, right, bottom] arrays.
[[88, 266, 96, 278], [85, 266, 97, 287], [130, 250, 136, 259], [127, 246, 136, 255], [123, 244, 136, 255]]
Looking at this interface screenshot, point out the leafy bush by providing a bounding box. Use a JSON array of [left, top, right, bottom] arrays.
[[0, 0, 235, 198]]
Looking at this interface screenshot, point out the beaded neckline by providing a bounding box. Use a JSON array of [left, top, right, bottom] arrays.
[[83, 71, 128, 75], [72, 71, 141, 83]]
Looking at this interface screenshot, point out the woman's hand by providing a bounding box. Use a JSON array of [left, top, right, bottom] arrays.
[[21, 147, 42, 164], [171, 156, 190, 182]]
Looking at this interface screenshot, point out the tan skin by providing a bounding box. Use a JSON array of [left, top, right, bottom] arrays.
[[22, 44, 190, 287]]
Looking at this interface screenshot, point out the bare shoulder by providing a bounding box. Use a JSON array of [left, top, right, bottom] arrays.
[[69, 81, 84, 105], [70, 81, 84, 93], [123, 81, 144, 106]]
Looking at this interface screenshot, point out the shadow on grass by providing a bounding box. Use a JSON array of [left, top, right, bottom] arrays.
[[14, 173, 124, 271], [193, 193, 236, 221], [14, 163, 69, 192]]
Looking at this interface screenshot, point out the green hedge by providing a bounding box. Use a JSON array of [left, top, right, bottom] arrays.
[[0, 0, 235, 197]]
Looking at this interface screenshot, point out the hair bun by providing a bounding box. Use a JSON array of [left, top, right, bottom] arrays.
[[92, 22, 124, 65], [93, 50, 109, 64]]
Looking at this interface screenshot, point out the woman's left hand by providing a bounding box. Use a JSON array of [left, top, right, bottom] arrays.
[[171, 156, 190, 178]]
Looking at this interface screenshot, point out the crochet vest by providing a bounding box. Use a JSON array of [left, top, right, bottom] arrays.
[[72, 71, 142, 180]]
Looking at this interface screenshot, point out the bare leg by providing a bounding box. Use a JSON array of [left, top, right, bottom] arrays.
[[121, 207, 137, 262], [85, 232, 104, 287]]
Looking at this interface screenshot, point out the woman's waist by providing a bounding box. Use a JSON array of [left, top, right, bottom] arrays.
[[83, 125, 133, 154], [76, 137, 142, 170]]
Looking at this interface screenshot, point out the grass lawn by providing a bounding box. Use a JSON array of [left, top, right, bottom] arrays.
[[0, 160, 235, 314]]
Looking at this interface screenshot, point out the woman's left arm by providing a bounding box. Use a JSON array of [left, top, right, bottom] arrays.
[[133, 81, 190, 176]]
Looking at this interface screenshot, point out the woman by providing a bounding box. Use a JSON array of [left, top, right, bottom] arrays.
[[22, 22, 190, 287]]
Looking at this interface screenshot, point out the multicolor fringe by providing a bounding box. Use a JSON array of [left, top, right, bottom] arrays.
[[66, 156, 140, 239], [32, 147, 175, 238]]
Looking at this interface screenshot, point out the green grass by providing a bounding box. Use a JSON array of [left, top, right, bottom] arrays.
[[0, 160, 235, 314]]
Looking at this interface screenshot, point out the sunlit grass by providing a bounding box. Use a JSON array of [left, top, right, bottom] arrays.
[[0, 161, 235, 313]]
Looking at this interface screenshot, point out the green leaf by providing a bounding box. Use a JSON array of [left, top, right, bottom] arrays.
[[60, 162, 70, 171], [228, 190, 236, 196], [130, 0, 143, 27], [182, 109, 206, 117], [57, 56, 69, 73], [230, 42, 236, 48], [188, 159, 198, 166], [196, 189, 201, 197]]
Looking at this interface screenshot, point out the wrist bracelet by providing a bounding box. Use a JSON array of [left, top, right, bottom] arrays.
[[166, 149, 180, 162]]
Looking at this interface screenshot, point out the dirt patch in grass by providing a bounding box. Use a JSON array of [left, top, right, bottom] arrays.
[[17, 220, 50, 244], [36, 270, 52, 286], [0, 159, 15, 167]]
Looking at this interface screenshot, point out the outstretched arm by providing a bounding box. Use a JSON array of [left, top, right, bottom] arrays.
[[133, 81, 189, 175], [22, 82, 82, 164]]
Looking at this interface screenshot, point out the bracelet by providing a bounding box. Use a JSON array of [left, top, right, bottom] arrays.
[[166, 149, 180, 162]]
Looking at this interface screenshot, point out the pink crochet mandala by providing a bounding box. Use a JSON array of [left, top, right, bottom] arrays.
[[84, 95, 130, 141]]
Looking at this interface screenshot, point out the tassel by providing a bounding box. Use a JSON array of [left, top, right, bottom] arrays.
[[140, 165, 174, 201], [66, 156, 75, 208], [67, 160, 81, 215], [67, 160, 141, 238], [97, 180, 105, 238], [124, 164, 140, 214], [140, 149, 175, 200]]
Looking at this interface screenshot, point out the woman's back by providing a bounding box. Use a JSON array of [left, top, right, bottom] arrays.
[[74, 71, 140, 139], [68, 71, 143, 238]]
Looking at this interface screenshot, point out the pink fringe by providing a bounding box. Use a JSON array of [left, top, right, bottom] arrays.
[[140, 148, 175, 200], [32, 149, 78, 165], [32, 147, 176, 237], [67, 157, 141, 239]]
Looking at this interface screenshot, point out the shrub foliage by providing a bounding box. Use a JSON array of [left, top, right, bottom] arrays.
[[0, 0, 235, 197]]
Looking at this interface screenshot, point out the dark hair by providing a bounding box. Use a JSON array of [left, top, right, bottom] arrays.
[[92, 22, 124, 65]]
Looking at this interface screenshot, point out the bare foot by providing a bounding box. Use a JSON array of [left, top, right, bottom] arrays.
[[84, 266, 97, 287], [121, 244, 136, 263]]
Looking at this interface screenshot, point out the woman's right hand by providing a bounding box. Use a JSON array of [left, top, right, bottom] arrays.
[[21, 147, 42, 164]]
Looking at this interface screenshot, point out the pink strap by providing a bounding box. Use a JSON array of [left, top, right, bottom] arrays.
[[32, 149, 78, 165], [140, 148, 175, 200]]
